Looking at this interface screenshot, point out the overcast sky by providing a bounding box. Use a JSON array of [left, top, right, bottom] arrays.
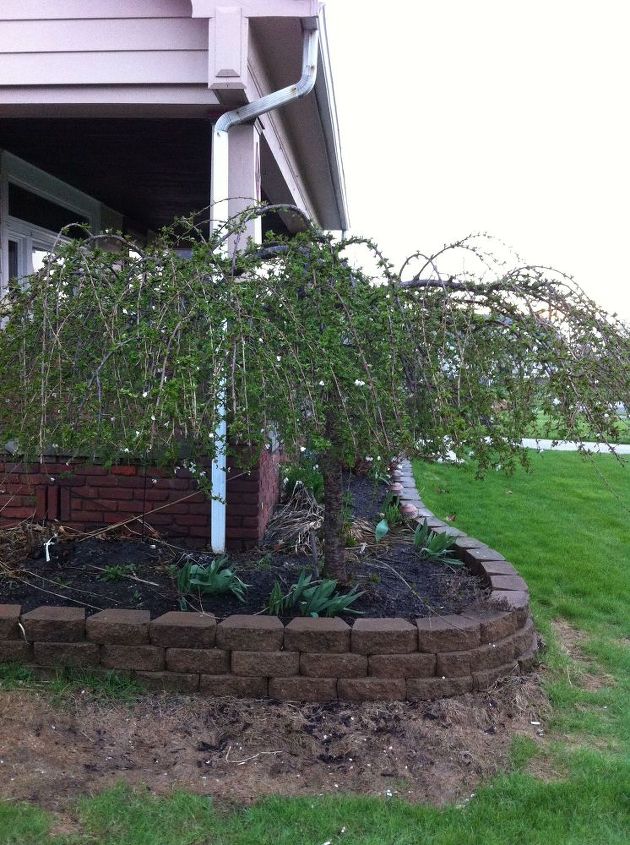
[[325, 0, 630, 320]]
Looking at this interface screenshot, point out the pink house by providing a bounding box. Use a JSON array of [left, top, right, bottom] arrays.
[[0, 0, 348, 549]]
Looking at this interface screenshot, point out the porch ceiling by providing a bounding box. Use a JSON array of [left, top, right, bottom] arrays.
[[0, 118, 212, 233]]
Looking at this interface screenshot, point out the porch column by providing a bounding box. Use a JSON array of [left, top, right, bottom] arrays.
[[228, 122, 262, 245]]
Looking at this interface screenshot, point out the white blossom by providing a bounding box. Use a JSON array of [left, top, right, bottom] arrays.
[[354, 379, 366, 387]]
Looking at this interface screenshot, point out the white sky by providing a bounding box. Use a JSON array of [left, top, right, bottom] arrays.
[[325, 0, 630, 320]]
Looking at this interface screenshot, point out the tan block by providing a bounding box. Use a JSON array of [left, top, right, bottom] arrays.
[[338, 677, 406, 702], [34, 641, 99, 668], [368, 653, 435, 678], [406, 676, 473, 700], [200, 674, 268, 698], [150, 612, 216, 648], [473, 661, 519, 691], [216, 615, 283, 652], [435, 650, 471, 677], [512, 618, 536, 656], [0, 640, 33, 662], [490, 590, 530, 626], [135, 671, 199, 693], [269, 676, 337, 702], [462, 608, 518, 643], [87, 609, 150, 644], [479, 560, 520, 577], [351, 618, 417, 654], [283, 617, 350, 653], [232, 650, 299, 677], [469, 637, 516, 671], [0, 604, 21, 639], [300, 652, 367, 678], [416, 615, 480, 652], [166, 648, 229, 674], [101, 644, 164, 671], [22, 606, 85, 642], [518, 646, 539, 673], [490, 574, 529, 592]]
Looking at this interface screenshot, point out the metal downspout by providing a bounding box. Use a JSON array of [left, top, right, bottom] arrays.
[[209, 22, 320, 554]]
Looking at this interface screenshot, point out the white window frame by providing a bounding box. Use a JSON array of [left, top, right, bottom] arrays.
[[1, 151, 101, 295]]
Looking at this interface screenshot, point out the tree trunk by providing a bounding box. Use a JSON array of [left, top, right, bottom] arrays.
[[320, 450, 347, 583]]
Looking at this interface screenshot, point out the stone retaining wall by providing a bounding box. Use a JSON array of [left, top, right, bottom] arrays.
[[0, 460, 538, 700]]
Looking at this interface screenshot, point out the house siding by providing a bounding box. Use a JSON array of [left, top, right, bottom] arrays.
[[0, 1, 207, 87]]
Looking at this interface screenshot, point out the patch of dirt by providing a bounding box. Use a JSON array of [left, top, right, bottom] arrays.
[[1, 475, 488, 621], [0, 674, 549, 811], [551, 619, 615, 691]]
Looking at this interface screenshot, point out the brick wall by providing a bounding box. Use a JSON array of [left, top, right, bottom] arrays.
[[0, 451, 282, 549]]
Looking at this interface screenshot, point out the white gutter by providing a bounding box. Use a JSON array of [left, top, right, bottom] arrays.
[[209, 21, 320, 554]]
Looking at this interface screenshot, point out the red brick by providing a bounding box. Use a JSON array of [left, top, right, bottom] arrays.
[[83, 475, 120, 487], [351, 618, 417, 654], [406, 676, 473, 699], [200, 674, 268, 698], [0, 640, 33, 662], [111, 465, 137, 476], [417, 615, 480, 652], [166, 648, 229, 674], [300, 652, 367, 678], [473, 661, 519, 691], [102, 488, 135, 501], [87, 609, 150, 644], [75, 465, 108, 475], [216, 615, 284, 651], [135, 671, 199, 693], [174, 514, 208, 527], [112, 476, 149, 489], [33, 641, 100, 668], [150, 612, 216, 648], [22, 606, 85, 642], [183, 525, 210, 538], [141, 489, 170, 502], [101, 644, 164, 671], [338, 678, 406, 701], [78, 510, 104, 524], [0, 506, 36, 519], [284, 617, 350, 653], [268, 676, 336, 702], [0, 604, 21, 639]]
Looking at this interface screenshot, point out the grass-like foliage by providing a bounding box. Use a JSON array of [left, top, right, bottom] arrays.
[[176, 556, 248, 608], [266, 569, 363, 617], [412, 519, 462, 566], [0, 204, 628, 581]]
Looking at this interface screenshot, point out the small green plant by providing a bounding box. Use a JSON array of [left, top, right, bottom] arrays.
[[282, 460, 324, 502], [176, 556, 249, 609], [100, 564, 136, 583], [413, 519, 462, 566], [255, 552, 274, 571], [266, 569, 363, 617], [375, 493, 402, 541], [131, 588, 144, 607]]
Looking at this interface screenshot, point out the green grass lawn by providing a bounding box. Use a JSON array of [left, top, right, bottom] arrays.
[[1, 452, 629, 844], [525, 411, 630, 444]]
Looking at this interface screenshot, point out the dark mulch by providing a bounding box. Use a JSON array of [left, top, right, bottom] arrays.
[[1, 475, 488, 621]]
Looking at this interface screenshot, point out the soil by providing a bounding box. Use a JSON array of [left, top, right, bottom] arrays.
[[0, 672, 549, 813], [0, 474, 488, 621]]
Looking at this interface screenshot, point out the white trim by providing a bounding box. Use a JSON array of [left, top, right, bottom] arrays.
[[0, 150, 102, 295]]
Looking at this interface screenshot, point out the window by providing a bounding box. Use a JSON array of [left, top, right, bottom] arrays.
[[1, 151, 101, 295]]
